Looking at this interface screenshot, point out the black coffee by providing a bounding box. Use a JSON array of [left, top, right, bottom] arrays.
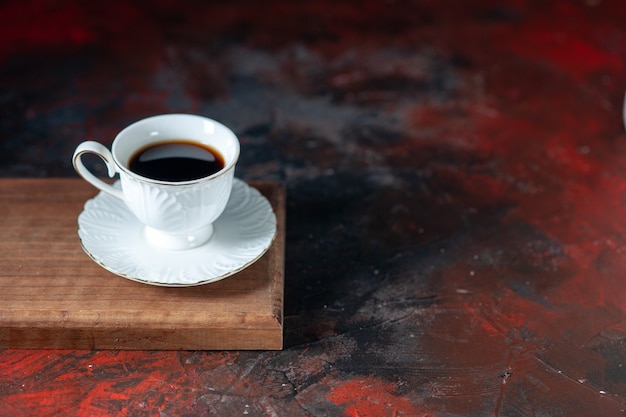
[[129, 140, 225, 182]]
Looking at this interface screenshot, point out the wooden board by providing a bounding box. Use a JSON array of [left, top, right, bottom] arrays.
[[0, 179, 285, 350]]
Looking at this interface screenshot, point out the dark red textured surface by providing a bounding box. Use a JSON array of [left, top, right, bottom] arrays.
[[2, 0, 626, 415]]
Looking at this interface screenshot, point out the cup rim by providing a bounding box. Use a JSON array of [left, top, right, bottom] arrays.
[[111, 113, 240, 186]]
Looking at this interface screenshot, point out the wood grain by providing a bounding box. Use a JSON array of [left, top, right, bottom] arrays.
[[0, 179, 285, 350]]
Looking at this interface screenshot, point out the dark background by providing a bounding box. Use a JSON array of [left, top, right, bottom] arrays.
[[2, 0, 626, 415]]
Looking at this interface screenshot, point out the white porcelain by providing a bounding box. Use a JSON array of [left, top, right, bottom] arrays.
[[77, 179, 277, 287], [73, 114, 240, 250]]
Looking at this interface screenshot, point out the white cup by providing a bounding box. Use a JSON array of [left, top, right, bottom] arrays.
[[73, 114, 240, 250]]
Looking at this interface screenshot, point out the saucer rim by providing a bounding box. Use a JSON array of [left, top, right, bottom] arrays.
[[77, 178, 277, 287]]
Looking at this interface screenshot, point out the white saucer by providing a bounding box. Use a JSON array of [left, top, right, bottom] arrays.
[[77, 179, 277, 286]]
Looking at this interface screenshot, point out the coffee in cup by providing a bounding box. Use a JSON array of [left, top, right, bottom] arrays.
[[72, 114, 240, 250]]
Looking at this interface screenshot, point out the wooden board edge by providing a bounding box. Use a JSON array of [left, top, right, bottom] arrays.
[[0, 326, 283, 351], [266, 182, 286, 336]]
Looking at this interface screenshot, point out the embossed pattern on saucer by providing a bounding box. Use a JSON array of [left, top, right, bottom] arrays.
[[77, 179, 277, 286]]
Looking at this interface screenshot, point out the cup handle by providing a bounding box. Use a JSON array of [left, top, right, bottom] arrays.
[[72, 141, 124, 200]]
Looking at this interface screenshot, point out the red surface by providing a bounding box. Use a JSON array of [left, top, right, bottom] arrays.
[[1, 0, 626, 415]]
